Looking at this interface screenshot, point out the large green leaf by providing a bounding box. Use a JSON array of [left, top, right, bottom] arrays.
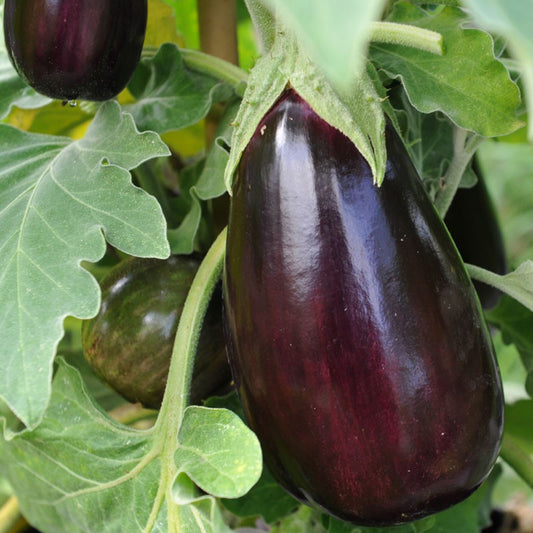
[[462, 0, 533, 140], [0, 359, 258, 533], [125, 43, 233, 134], [0, 102, 170, 429], [370, 2, 522, 137], [260, 0, 388, 92]]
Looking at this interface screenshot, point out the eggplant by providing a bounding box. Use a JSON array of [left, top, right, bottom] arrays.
[[223, 89, 504, 526], [3, 0, 147, 101], [82, 256, 231, 409], [445, 160, 506, 309]]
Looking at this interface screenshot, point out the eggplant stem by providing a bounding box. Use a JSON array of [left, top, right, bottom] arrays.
[[370, 22, 444, 56], [142, 229, 227, 531]]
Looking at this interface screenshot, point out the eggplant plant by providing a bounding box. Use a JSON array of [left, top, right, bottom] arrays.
[[0, 1, 532, 533]]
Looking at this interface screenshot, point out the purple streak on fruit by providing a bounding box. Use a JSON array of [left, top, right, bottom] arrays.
[[3, 0, 147, 101], [223, 89, 504, 526], [445, 159, 507, 309], [82, 256, 231, 409]]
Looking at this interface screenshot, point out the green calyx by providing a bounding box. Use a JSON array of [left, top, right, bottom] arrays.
[[224, 27, 388, 190]]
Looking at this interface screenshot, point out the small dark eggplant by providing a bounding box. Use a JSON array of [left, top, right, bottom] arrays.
[[223, 89, 504, 526], [82, 256, 231, 409], [445, 160, 507, 309], [3, 0, 147, 101]]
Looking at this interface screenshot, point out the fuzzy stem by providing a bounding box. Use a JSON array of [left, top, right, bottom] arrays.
[[180, 49, 248, 89], [500, 435, 533, 489], [141, 46, 248, 90], [144, 229, 226, 532], [155, 228, 227, 434], [370, 22, 444, 56], [434, 130, 483, 217]]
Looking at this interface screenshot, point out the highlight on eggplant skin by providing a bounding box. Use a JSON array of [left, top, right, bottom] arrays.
[[3, 0, 147, 102], [223, 89, 504, 526], [444, 159, 507, 309]]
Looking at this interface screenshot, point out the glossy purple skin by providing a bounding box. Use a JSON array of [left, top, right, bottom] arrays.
[[223, 90, 504, 526], [4, 0, 147, 101]]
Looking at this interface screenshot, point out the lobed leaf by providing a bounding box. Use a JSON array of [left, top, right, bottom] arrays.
[[0, 360, 237, 533], [0, 102, 170, 429], [370, 2, 523, 137], [125, 43, 234, 134], [173, 406, 262, 501]]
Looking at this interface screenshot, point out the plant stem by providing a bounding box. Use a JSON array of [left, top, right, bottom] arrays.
[[144, 228, 226, 532], [500, 434, 533, 489], [0, 497, 22, 533], [370, 22, 443, 55], [180, 49, 248, 93], [154, 226, 227, 439], [434, 129, 483, 217], [142, 46, 248, 89]]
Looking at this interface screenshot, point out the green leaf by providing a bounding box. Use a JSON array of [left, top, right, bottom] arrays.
[[0, 359, 232, 533], [0, 101, 170, 429], [462, 0, 533, 141], [259, 0, 388, 93], [221, 468, 298, 524], [486, 295, 533, 397], [270, 506, 327, 533], [167, 101, 238, 254], [125, 43, 233, 134], [505, 400, 533, 457], [370, 2, 522, 137], [173, 406, 262, 501], [468, 261, 533, 314]]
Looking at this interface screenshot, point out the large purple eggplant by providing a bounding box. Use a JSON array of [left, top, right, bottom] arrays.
[[3, 0, 147, 101], [445, 159, 507, 309], [223, 89, 504, 526]]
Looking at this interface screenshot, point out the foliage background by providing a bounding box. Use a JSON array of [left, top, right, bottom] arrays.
[[0, 0, 533, 531]]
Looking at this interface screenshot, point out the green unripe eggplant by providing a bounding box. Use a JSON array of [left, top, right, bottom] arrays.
[[82, 256, 230, 409]]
